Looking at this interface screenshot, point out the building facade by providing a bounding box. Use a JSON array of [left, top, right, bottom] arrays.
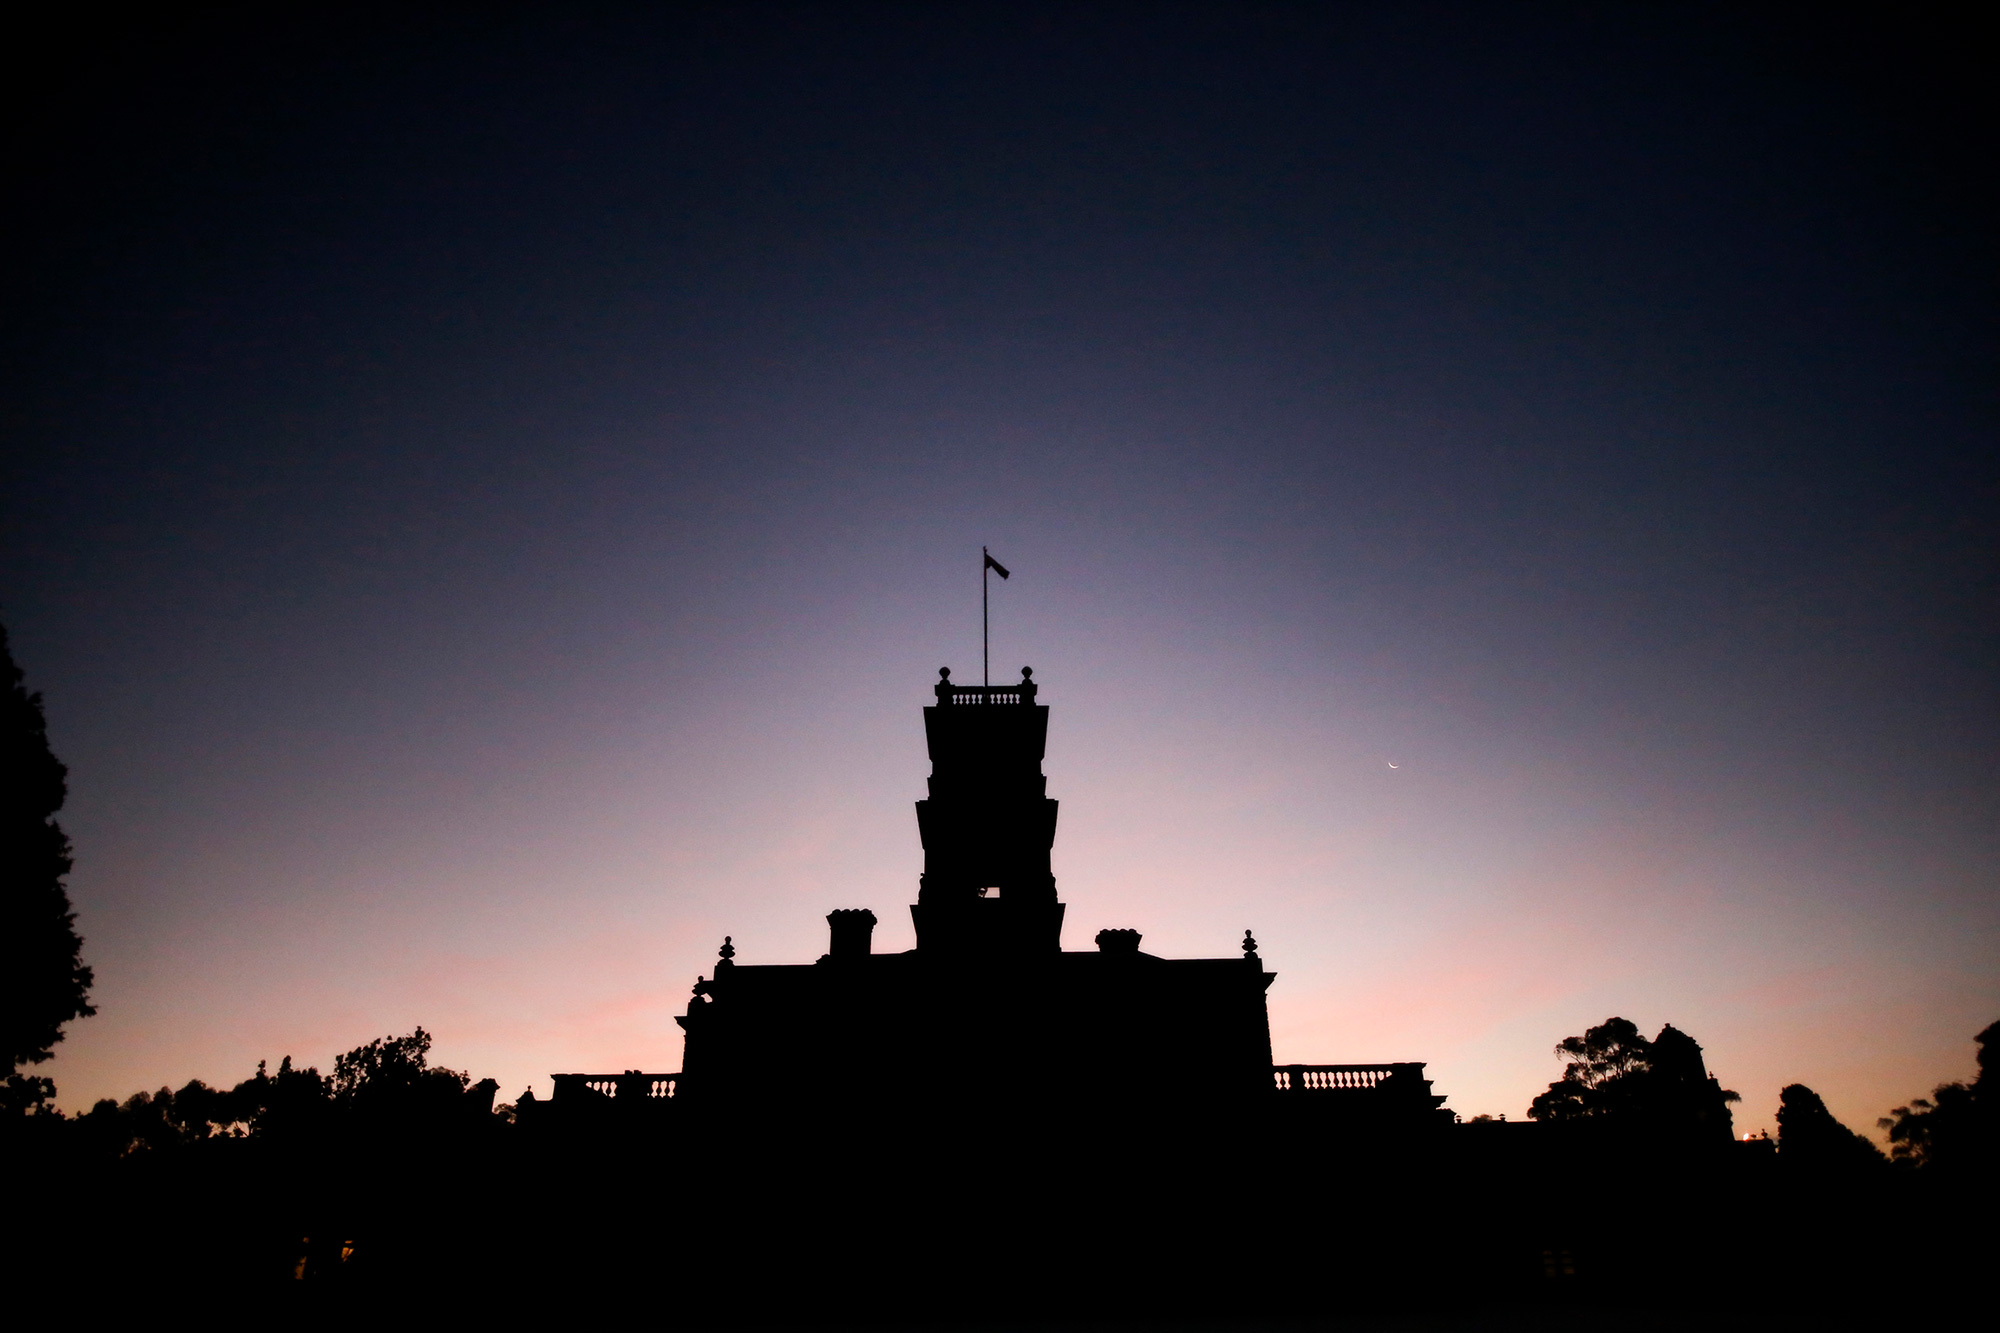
[[549, 667, 1450, 1134]]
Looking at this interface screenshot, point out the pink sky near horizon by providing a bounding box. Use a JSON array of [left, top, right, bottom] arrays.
[[38, 583, 1995, 1142]]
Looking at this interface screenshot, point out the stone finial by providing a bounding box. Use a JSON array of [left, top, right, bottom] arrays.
[[1019, 665, 1037, 701], [936, 667, 954, 702], [715, 936, 736, 972], [1242, 929, 1260, 959], [1094, 928, 1141, 954]]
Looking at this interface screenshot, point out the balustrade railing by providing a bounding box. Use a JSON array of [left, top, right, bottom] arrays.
[[551, 1071, 678, 1101], [942, 687, 1028, 705], [543, 1064, 1447, 1120], [553, 1066, 1429, 1101], [1272, 1063, 1419, 1092]]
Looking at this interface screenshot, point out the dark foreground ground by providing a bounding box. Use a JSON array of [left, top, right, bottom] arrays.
[[5, 1109, 1985, 1325]]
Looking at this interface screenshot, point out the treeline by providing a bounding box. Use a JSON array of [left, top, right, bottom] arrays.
[[1445, 1012, 1997, 1183], [46, 1027, 503, 1159], [6, 1026, 521, 1301], [4, 1019, 1994, 1314], [16, 1011, 1992, 1185]]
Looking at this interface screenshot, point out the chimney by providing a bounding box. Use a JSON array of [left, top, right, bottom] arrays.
[[827, 908, 878, 960]]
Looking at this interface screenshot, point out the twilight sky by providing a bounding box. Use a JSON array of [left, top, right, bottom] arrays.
[[4, 6, 1993, 1136]]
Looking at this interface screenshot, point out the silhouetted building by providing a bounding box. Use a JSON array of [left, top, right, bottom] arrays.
[[551, 667, 1450, 1133]]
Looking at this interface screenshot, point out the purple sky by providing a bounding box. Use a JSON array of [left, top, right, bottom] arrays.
[[4, 7, 1993, 1136]]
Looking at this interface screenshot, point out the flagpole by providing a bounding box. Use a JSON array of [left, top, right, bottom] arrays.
[[982, 546, 989, 687]]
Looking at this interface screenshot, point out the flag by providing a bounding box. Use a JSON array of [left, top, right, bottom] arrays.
[[984, 552, 1010, 579]]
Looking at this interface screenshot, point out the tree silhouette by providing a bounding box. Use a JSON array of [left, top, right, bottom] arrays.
[[1879, 1019, 1998, 1177], [1776, 1084, 1883, 1170], [333, 1027, 459, 1098], [1528, 1016, 1739, 1139], [330, 1025, 491, 1131], [0, 622, 94, 1114], [1528, 1016, 1653, 1121], [241, 1055, 332, 1142]]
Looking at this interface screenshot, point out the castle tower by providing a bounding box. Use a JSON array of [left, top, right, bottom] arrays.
[[910, 666, 1064, 954]]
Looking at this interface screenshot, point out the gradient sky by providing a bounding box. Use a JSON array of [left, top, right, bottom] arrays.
[[4, 6, 1993, 1138]]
